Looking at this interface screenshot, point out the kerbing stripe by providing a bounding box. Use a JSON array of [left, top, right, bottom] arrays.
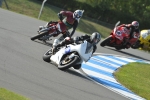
[[82, 68, 118, 84], [115, 56, 136, 62], [88, 59, 117, 70], [88, 75, 133, 93], [83, 62, 114, 73], [102, 55, 131, 63], [97, 55, 127, 65], [82, 64, 113, 77], [93, 56, 126, 66], [91, 58, 120, 68]]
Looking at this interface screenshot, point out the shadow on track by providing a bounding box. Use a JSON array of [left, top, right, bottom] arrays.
[[31, 40, 53, 47], [63, 69, 92, 81], [44, 60, 92, 82], [105, 47, 150, 61]]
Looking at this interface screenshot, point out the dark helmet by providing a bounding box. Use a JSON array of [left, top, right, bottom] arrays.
[[131, 21, 139, 29], [90, 32, 101, 45]]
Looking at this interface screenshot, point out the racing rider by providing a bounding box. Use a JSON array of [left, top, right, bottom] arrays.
[[39, 9, 84, 40], [117, 21, 140, 48], [51, 32, 101, 54]]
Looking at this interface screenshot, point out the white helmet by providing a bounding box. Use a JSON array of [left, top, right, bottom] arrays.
[[131, 21, 139, 29], [73, 10, 84, 20]]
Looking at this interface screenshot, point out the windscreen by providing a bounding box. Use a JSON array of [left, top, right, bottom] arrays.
[[85, 42, 93, 54]]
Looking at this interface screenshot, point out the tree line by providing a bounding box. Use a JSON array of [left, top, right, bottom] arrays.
[[37, 0, 150, 29]]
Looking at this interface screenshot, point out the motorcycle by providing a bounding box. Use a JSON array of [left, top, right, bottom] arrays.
[[42, 40, 93, 70], [100, 21, 139, 50], [131, 30, 150, 51], [30, 20, 70, 42]]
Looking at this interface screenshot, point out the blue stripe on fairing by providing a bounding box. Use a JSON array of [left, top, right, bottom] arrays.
[[88, 75, 134, 94], [88, 59, 117, 70], [93, 56, 127, 66], [82, 64, 113, 77]]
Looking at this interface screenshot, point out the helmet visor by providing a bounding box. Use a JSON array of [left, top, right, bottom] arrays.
[[93, 38, 100, 44], [74, 13, 81, 18], [135, 26, 138, 29]]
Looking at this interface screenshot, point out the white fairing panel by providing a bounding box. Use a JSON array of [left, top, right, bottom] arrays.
[[69, 41, 93, 62], [56, 23, 62, 32], [50, 41, 93, 65], [50, 48, 66, 64]]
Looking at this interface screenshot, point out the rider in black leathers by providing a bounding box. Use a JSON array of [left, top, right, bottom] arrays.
[[51, 32, 101, 54]]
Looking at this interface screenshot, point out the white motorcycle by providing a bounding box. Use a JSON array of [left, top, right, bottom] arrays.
[[43, 40, 93, 70]]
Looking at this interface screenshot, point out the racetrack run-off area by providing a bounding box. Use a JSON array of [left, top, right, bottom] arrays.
[[80, 54, 150, 100]]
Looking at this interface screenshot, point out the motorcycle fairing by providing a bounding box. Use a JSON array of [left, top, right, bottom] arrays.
[[65, 46, 71, 54], [50, 41, 93, 65]]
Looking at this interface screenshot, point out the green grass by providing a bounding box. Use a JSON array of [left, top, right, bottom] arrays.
[[1, 0, 112, 37], [0, 88, 29, 100], [114, 62, 150, 100]]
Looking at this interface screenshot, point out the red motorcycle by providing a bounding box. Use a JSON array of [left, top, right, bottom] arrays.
[[31, 20, 70, 42], [100, 21, 139, 50]]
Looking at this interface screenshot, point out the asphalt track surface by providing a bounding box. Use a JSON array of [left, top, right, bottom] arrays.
[[0, 8, 150, 100]]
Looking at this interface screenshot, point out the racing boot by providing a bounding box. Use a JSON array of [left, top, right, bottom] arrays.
[[51, 46, 56, 55], [38, 22, 49, 32], [51, 39, 60, 54]]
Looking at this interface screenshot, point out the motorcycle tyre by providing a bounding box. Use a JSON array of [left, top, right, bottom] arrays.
[[43, 49, 52, 62], [131, 40, 141, 49], [58, 56, 79, 70], [31, 31, 49, 40], [73, 64, 81, 69], [100, 36, 112, 47], [115, 47, 122, 50]]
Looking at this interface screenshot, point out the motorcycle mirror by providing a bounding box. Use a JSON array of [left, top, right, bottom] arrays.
[[115, 21, 120, 27]]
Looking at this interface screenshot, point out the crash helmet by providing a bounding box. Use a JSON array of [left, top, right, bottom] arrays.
[[73, 10, 84, 20], [131, 21, 139, 29], [90, 32, 101, 45]]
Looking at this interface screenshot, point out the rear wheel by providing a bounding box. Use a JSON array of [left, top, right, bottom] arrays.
[[31, 31, 49, 40], [100, 36, 112, 47], [58, 54, 79, 70], [131, 40, 141, 49], [115, 47, 122, 50]]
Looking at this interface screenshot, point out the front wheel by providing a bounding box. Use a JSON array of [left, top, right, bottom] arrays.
[[43, 49, 52, 62], [100, 36, 112, 47], [58, 54, 79, 70], [73, 64, 81, 69]]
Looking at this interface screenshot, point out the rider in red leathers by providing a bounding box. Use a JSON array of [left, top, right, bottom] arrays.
[[117, 21, 140, 48], [39, 10, 84, 40]]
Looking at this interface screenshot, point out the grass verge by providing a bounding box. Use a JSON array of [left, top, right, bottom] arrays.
[[0, 88, 29, 100], [114, 62, 150, 100]]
